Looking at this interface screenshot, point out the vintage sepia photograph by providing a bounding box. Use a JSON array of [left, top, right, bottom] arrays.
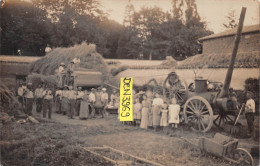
[[0, 0, 259, 165]]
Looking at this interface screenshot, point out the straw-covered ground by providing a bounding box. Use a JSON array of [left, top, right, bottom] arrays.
[[3, 109, 259, 166]]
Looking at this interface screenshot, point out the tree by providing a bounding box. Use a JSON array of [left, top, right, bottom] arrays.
[[169, 0, 213, 59], [0, 0, 52, 56], [223, 9, 238, 29]]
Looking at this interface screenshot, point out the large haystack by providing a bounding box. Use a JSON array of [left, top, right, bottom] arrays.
[[30, 42, 109, 75]]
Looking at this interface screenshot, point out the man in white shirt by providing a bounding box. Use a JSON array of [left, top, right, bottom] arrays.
[[17, 83, 25, 105], [88, 88, 96, 118], [25, 83, 34, 116], [75, 87, 84, 116], [101, 88, 109, 117], [245, 91, 255, 135], [35, 84, 44, 113], [55, 87, 63, 113], [43, 88, 53, 119]]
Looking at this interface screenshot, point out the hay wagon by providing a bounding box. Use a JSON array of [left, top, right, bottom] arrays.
[[72, 69, 103, 90]]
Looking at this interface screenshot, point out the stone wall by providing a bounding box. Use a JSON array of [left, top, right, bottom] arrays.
[[202, 32, 259, 54]]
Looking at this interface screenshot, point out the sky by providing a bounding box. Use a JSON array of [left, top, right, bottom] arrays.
[[99, 0, 259, 33]]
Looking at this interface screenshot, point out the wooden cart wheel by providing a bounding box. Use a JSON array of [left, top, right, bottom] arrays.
[[233, 148, 254, 166], [183, 96, 213, 132]]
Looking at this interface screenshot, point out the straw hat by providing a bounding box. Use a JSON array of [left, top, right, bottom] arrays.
[[60, 62, 65, 66], [102, 88, 106, 91]]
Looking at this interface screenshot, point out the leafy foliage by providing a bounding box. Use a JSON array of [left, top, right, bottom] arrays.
[[223, 10, 238, 29], [116, 0, 213, 60], [1, 0, 212, 60]]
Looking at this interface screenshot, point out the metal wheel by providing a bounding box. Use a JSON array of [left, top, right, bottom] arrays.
[[233, 148, 254, 166], [183, 96, 213, 132], [213, 111, 236, 128]]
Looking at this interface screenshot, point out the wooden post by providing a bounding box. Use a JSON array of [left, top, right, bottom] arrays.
[[219, 7, 246, 98]]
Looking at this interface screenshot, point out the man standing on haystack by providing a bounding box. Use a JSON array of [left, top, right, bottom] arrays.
[[34, 84, 44, 113], [66, 61, 75, 86], [57, 62, 66, 87]]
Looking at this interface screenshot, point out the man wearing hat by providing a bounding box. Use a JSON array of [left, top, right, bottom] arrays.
[[42, 87, 53, 119], [24, 83, 34, 116], [17, 83, 25, 106], [55, 86, 63, 113], [244, 91, 255, 135], [91, 87, 103, 118], [57, 62, 65, 86], [101, 88, 109, 117], [89, 88, 96, 118], [35, 84, 44, 113], [66, 61, 75, 86]]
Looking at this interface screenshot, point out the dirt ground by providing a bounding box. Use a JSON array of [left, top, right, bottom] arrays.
[[1, 107, 259, 166]]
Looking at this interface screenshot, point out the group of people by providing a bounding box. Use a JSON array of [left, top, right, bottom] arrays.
[[17, 82, 119, 120], [122, 89, 182, 131], [56, 58, 80, 87], [17, 83, 53, 119], [16, 82, 255, 136], [55, 86, 112, 119]]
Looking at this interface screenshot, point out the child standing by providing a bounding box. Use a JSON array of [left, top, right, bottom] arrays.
[[133, 98, 142, 126], [160, 102, 169, 130], [152, 93, 164, 131], [168, 98, 180, 128]]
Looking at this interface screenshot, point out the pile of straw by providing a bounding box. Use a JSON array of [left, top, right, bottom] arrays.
[[177, 51, 259, 69], [0, 84, 22, 115], [30, 42, 109, 75]]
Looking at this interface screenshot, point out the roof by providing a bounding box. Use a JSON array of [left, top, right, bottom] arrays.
[[0, 56, 40, 63], [199, 24, 260, 41]]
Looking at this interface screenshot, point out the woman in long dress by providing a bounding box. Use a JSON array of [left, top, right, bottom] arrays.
[[79, 91, 89, 119], [146, 90, 154, 128], [140, 94, 151, 129]]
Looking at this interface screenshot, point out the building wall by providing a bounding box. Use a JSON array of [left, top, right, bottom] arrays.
[[202, 32, 259, 54]]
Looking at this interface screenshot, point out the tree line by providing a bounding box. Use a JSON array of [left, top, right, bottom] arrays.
[[0, 0, 213, 60]]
